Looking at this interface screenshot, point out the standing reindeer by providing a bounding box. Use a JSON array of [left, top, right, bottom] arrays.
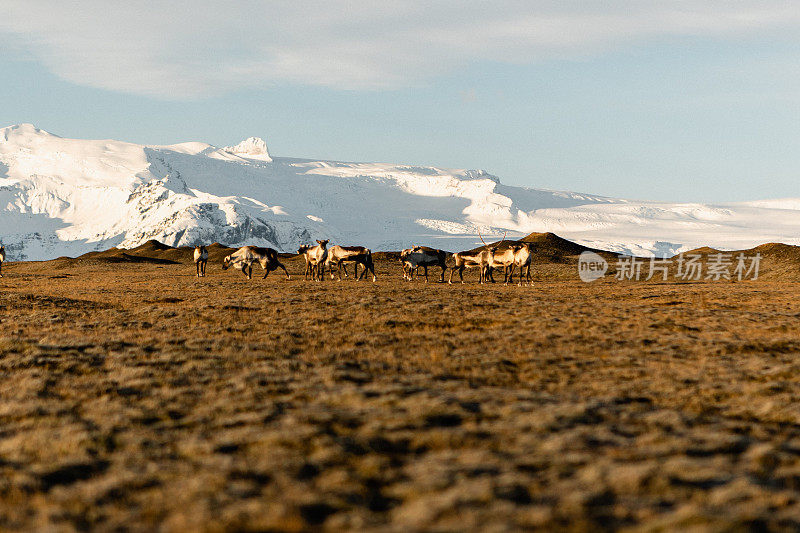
[[400, 246, 448, 282], [193, 245, 208, 277], [449, 234, 495, 284], [480, 232, 516, 285], [326, 245, 376, 282], [449, 232, 508, 284], [297, 239, 329, 281], [509, 242, 534, 285], [222, 246, 290, 280], [0, 245, 4, 278]]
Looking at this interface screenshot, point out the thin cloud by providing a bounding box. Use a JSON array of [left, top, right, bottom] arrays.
[[2, 1, 799, 99]]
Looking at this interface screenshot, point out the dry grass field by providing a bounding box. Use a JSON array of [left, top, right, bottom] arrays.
[[2, 236, 800, 531]]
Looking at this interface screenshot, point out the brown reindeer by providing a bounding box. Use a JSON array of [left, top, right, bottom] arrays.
[[222, 246, 290, 280], [297, 239, 328, 281], [0, 245, 5, 277], [193, 245, 208, 277], [326, 245, 376, 282]]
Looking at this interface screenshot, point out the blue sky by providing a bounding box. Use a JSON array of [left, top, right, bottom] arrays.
[[2, 1, 800, 202]]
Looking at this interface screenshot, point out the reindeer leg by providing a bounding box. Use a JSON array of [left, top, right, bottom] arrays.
[[277, 261, 290, 280]]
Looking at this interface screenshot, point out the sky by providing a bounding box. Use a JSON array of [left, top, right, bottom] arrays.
[[2, 1, 800, 202]]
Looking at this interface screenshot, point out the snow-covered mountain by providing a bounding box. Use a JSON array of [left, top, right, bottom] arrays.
[[2, 123, 800, 261]]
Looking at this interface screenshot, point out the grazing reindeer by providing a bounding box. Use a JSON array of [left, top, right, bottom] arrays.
[[222, 246, 290, 280], [193, 245, 208, 277], [326, 245, 376, 282], [400, 246, 448, 282], [0, 245, 4, 277], [480, 232, 516, 285], [400, 248, 419, 281], [509, 242, 534, 285], [297, 239, 329, 281]]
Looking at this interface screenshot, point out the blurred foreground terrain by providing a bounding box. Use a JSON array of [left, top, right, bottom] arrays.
[[2, 239, 800, 531]]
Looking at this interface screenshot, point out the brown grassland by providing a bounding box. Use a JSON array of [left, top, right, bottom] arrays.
[[2, 235, 800, 531]]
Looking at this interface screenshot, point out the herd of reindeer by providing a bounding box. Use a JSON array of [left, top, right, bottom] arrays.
[[0, 235, 533, 285], [192, 232, 535, 285]]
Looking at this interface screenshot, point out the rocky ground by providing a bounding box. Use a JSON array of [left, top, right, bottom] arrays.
[[1, 246, 800, 531]]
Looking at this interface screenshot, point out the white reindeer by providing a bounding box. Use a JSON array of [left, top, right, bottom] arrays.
[[193, 245, 208, 277], [480, 232, 516, 285], [450, 232, 504, 284], [297, 240, 329, 281], [509, 243, 534, 285], [449, 248, 491, 284]]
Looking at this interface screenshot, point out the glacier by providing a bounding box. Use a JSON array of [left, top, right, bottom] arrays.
[[2, 123, 800, 261]]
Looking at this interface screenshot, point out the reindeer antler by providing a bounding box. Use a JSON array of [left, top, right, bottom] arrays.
[[501, 231, 507, 242], [478, 230, 488, 247]]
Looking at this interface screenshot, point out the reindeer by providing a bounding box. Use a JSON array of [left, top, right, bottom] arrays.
[[222, 246, 290, 280], [0, 245, 4, 278], [297, 240, 328, 281], [449, 232, 511, 284], [193, 245, 208, 277], [400, 248, 419, 281], [480, 232, 517, 285], [449, 234, 495, 284], [326, 245, 376, 282], [509, 242, 534, 285], [400, 246, 448, 282]]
